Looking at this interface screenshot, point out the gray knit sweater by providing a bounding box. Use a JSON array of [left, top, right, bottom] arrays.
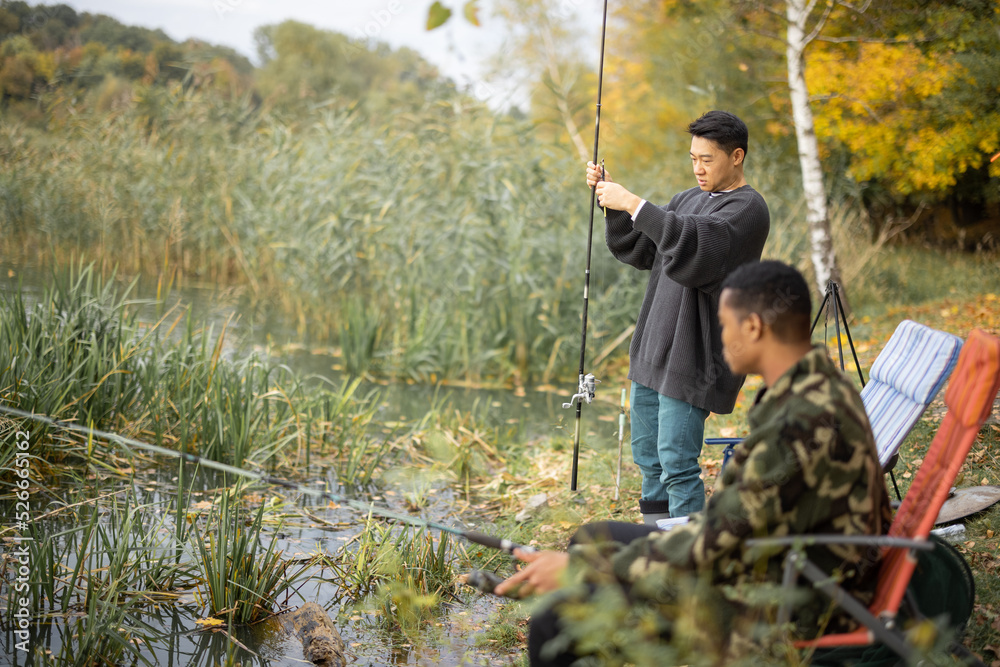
[[606, 185, 770, 414]]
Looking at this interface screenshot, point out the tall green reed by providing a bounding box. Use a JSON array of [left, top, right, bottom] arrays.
[[51, 583, 156, 667], [6, 490, 179, 667], [19, 490, 195, 616], [340, 295, 383, 378], [0, 263, 144, 436]]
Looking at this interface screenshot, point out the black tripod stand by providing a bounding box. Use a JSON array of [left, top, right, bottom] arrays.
[[811, 279, 864, 385], [810, 280, 901, 500]]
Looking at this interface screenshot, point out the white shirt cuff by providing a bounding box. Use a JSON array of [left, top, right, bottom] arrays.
[[631, 199, 647, 221]]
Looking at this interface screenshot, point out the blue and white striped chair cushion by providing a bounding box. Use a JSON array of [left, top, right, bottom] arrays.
[[859, 320, 963, 469]]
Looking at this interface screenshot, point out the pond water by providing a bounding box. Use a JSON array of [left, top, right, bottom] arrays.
[[0, 462, 516, 666], [0, 265, 624, 666]]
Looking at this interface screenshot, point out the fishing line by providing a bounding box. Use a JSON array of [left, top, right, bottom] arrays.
[[0, 404, 531, 556]]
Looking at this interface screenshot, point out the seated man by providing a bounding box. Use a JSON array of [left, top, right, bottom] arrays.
[[496, 260, 893, 665]]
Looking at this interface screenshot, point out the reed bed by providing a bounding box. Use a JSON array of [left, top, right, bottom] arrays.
[[194, 492, 311, 624], [321, 514, 459, 603], [0, 89, 638, 385], [312, 512, 464, 643], [12, 490, 181, 665]]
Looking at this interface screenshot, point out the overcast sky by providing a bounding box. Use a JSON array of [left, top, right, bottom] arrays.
[[53, 2, 486, 79], [54, 0, 546, 104]]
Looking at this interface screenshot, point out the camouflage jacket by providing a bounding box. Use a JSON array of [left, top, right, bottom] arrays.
[[569, 346, 893, 646]]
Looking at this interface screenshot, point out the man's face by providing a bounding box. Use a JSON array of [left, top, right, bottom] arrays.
[[718, 289, 759, 376], [690, 135, 742, 192]]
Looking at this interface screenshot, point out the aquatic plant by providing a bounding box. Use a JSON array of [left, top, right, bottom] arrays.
[[16, 490, 192, 612], [193, 492, 309, 625], [50, 581, 156, 667], [318, 512, 458, 603]]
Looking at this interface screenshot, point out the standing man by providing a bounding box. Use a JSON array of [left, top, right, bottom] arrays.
[[587, 110, 770, 523]]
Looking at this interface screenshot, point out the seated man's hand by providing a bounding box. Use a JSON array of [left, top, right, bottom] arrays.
[[494, 549, 569, 597]]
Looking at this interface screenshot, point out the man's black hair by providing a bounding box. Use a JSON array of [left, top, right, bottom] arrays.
[[687, 110, 749, 158], [721, 260, 811, 343]]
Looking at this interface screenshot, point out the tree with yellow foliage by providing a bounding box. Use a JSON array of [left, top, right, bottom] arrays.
[[807, 0, 1000, 199], [602, 0, 999, 293]]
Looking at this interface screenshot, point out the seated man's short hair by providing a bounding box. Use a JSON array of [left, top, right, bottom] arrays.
[[721, 261, 812, 343]]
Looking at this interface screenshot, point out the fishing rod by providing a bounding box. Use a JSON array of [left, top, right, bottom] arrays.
[[0, 404, 532, 557], [614, 386, 625, 502], [563, 0, 610, 491]]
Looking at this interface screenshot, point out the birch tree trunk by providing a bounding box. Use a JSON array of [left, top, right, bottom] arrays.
[[785, 0, 846, 302]]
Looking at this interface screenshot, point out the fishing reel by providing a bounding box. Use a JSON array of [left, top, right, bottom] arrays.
[[463, 570, 523, 598], [463, 570, 505, 595], [562, 373, 599, 409]]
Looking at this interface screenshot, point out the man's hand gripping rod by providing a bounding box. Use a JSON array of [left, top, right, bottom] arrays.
[[461, 532, 536, 597]]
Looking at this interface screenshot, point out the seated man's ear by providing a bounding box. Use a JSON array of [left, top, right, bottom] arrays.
[[743, 311, 764, 340]]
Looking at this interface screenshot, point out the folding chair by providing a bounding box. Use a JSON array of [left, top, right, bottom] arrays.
[[748, 328, 1000, 662], [861, 320, 962, 496], [707, 320, 963, 500]]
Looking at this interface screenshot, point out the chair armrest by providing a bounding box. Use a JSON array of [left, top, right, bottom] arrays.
[[704, 438, 743, 445], [748, 533, 931, 654], [704, 438, 742, 471], [746, 534, 935, 551]]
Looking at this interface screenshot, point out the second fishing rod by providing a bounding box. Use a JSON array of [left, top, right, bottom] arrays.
[[0, 404, 532, 558]]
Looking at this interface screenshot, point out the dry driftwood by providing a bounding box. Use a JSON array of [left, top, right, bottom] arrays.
[[282, 602, 345, 667]]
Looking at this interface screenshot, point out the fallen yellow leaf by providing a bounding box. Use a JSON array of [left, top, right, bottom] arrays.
[[195, 618, 224, 628]]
